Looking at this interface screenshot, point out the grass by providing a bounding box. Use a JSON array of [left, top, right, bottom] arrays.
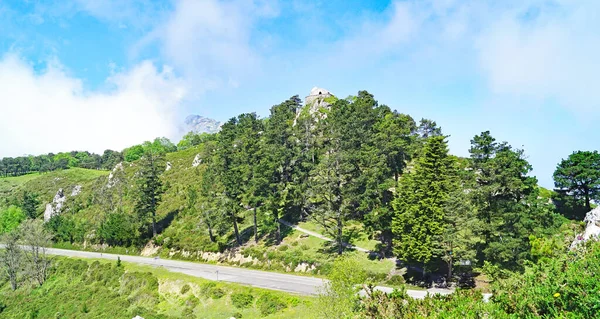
[[297, 220, 380, 251], [0, 168, 109, 208], [0, 172, 42, 197], [81, 257, 315, 319], [0, 255, 314, 319]]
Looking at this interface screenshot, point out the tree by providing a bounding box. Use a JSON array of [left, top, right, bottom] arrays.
[[392, 136, 454, 270], [196, 145, 227, 243], [264, 96, 300, 243], [442, 175, 481, 281], [19, 219, 52, 286], [20, 191, 39, 219], [0, 231, 22, 290], [315, 256, 366, 318], [215, 115, 252, 245], [124, 145, 145, 162], [98, 213, 138, 246], [134, 149, 165, 237], [553, 151, 600, 213], [0, 206, 26, 234], [469, 131, 554, 268], [365, 107, 417, 255]]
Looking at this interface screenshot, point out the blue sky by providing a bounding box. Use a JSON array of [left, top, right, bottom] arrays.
[[1, 0, 599, 188]]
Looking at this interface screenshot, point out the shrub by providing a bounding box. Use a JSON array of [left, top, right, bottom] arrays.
[[180, 284, 191, 295], [257, 293, 287, 316], [200, 282, 216, 296], [182, 307, 194, 317], [0, 205, 25, 234], [185, 296, 199, 308], [210, 287, 225, 299], [386, 275, 406, 286], [232, 312, 242, 318], [231, 292, 254, 308]]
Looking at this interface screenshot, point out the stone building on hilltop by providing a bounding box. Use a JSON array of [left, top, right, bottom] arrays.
[[305, 87, 333, 105]]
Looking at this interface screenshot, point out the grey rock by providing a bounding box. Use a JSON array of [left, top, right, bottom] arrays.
[[71, 185, 82, 196], [44, 189, 66, 222], [192, 154, 202, 167], [571, 206, 600, 249], [183, 115, 222, 134]]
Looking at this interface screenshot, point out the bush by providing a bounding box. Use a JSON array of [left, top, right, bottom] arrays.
[[386, 275, 406, 286], [210, 287, 225, 299], [200, 282, 216, 295], [257, 293, 287, 316], [231, 292, 254, 308], [185, 295, 199, 308], [232, 312, 242, 318], [0, 205, 25, 234], [180, 284, 191, 295]]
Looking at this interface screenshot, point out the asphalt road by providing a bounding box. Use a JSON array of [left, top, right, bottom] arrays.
[[39, 247, 456, 299]]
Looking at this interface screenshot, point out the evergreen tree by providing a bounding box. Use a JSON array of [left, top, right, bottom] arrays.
[[310, 91, 380, 254], [21, 191, 39, 219], [216, 113, 263, 245], [553, 150, 600, 213], [392, 136, 454, 269], [365, 107, 418, 255], [134, 149, 165, 238], [264, 96, 300, 243], [469, 131, 555, 268]]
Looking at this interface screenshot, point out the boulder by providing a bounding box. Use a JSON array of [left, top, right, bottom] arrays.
[[166, 162, 172, 171], [571, 206, 600, 249], [71, 185, 82, 196], [43, 188, 66, 222], [192, 154, 202, 167], [107, 162, 124, 188]]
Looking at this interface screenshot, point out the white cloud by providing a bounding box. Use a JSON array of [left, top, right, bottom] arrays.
[[326, 0, 600, 115], [476, 1, 600, 113], [0, 54, 187, 157], [138, 0, 279, 94]]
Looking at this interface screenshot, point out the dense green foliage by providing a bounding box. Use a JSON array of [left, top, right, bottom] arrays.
[[0, 206, 25, 234], [1, 88, 595, 318], [0, 150, 123, 177], [0, 256, 312, 318], [553, 150, 600, 212], [392, 136, 453, 267]]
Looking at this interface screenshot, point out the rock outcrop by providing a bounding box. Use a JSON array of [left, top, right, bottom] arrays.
[[295, 86, 335, 125], [165, 162, 172, 171], [43, 189, 66, 222], [571, 206, 600, 249], [71, 185, 82, 196], [192, 154, 202, 167], [183, 115, 222, 134], [107, 162, 124, 188]]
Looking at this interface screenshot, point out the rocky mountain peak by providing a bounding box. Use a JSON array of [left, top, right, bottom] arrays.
[[183, 115, 222, 134]]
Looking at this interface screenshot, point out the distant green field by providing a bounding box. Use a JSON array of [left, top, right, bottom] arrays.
[[0, 168, 109, 209], [0, 172, 42, 196]]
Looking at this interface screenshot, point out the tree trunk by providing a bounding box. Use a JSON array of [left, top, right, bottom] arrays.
[[276, 214, 281, 245], [585, 189, 591, 212], [253, 207, 258, 243], [152, 213, 157, 237], [232, 214, 241, 246], [337, 215, 343, 255], [207, 222, 215, 243]]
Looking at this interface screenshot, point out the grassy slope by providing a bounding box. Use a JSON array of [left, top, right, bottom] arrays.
[[0, 256, 312, 319], [0, 168, 109, 210], [1, 147, 395, 280], [0, 173, 42, 198]]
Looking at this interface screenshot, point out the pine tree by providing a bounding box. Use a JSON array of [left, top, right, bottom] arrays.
[[134, 149, 165, 238], [392, 136, 454, 269], [264, 96, 300, 243]]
